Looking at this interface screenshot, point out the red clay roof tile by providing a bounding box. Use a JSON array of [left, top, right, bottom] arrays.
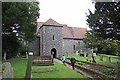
[[62, 24, 73, 38]]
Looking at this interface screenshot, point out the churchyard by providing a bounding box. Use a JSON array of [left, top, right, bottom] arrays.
[[4, 57, 85, 79], [64, 53, 120, 79], [2, 52, 119, 80], [32, 60, 84, 78], [2, 1, 120, 80]]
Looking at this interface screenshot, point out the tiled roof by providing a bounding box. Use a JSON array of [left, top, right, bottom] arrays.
[[37, 19, 63, 34], [37, 18, 87, 39], [43, 18, 62, 27], [37, 22, 44, 33], [68, 27, 87, 39], [62, 25, 87, 39], [62, 24, 73, 38]]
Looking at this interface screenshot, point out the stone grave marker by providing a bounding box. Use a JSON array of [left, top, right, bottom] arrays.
[[100, 55, 103, 61], [2, 62, 13, 79], [106, 56, 111, 63]]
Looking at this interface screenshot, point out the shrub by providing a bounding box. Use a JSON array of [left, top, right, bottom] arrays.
[[101, 40, 120, 55]]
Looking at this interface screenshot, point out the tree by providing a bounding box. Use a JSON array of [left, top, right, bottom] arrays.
[[84, 2, 120, 55], [87, 2, 120, 40], [2, 2, 40, 59]]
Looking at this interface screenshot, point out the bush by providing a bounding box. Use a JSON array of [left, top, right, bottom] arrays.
[[102, 69, 118, 75], [101, 40, 120, 55]]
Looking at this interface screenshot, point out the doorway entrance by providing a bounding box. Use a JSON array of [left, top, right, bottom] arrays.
[[51, 48, 57, 58]]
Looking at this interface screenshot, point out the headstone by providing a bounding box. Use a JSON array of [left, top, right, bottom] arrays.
[[76, 51, 79, 55], [106, 57, 111, 63], [84, 53, 86, 57], [2, 62, 13, 79], [92, 53, 96, 63], [93, 53, 96, 57], [100, 55, 103, 61], [3, 52, 6, 61], [26, 52, 28, 59]]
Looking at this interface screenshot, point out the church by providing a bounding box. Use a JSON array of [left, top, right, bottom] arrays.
[[31, 18, 87, 58]]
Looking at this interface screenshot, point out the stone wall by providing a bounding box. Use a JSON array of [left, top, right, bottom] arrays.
[[33, 25, 86, 56], [40, 27, 44, 56], [39, 26, 63, 57], [63, 39, 85, 54], [29, 37, 39, 56]]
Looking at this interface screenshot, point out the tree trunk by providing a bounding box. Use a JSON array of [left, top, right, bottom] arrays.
[[3, 52, 6, 61]]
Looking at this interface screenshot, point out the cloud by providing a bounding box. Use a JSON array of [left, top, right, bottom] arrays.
[[37, 0, 95, 29]]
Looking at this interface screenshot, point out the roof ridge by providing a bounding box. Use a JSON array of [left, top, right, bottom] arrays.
[[68, 26, 87, 29], [43, 18, 62, 26]]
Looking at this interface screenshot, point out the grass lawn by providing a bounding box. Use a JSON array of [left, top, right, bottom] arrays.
[[6, 58, 28, 78], [32, 61, 84, 78], [64, 54, 119, 69]]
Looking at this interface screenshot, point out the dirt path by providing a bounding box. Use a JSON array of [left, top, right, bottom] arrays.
[[54, 59, 118, 79], [76, 60, 119, 79]]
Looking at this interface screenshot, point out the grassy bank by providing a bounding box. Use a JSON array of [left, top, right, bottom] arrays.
[[32, 61, 84, 78], [7, 58, 28, 78]]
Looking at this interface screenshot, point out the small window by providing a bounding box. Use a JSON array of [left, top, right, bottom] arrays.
[[53, 35, 54, 40], [73, 45, 75, 50]]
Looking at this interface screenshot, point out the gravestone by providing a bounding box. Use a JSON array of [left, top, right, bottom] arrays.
[[84, 53, 86, 57], [2, 62, 13, 79], [3, 52, 6, 61], [26, 52, 28, 59], [76, 51, 79, 55], [106, 56, 111, 63], [100, 55, 103, 61]]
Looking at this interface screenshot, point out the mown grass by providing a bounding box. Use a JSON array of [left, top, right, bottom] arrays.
[[5, 58, 85, 79], [32, 61, 84, 78], [6, 58, 28, 78]]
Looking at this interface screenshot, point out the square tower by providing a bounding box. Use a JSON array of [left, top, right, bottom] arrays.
[[39, 19, 63, 58]]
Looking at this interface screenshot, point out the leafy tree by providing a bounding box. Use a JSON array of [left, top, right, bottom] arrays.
[[101, 40, 120, 55], [84, 2, 120, 55], [2, 2, 40, 59], [83, 31, 104, 53], [87, 2, 120, 40]]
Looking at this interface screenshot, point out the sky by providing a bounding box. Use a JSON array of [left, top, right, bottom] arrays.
[[37, 0, 95, 29]]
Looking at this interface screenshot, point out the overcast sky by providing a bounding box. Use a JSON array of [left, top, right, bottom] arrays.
[[37, 0, 95, 29]]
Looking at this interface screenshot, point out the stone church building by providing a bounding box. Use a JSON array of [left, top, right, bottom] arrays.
[[31, 18, 87, 58]]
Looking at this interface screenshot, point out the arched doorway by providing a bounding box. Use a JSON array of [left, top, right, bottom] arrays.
[[51, 48, 57, 58]]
